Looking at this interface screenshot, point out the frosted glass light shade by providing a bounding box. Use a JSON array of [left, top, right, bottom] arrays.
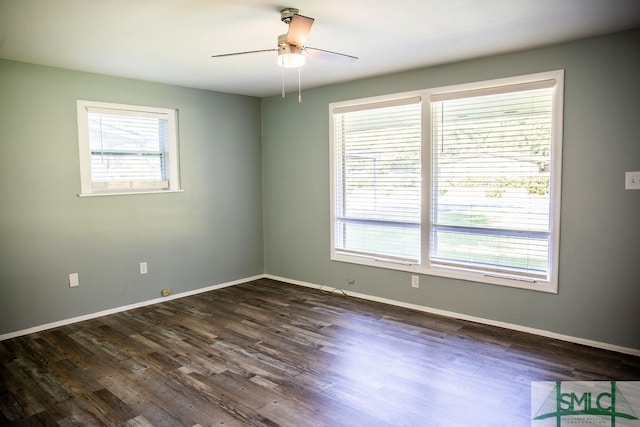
[[278, 52, 305, 68]]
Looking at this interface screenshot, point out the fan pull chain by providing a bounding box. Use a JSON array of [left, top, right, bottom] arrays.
[[280, 67, 303, 102], [298, 67, 302, 103], [282, 66, 285, 98]]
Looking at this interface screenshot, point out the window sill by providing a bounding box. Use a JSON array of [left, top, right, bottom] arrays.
[[78, 189, 184, 197]]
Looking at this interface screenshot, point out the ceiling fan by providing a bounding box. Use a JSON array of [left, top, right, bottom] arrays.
[[211, 7, 358, 101]]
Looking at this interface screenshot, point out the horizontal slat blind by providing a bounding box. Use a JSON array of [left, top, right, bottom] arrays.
[[334, 99, 421, 262], [431, 85, 554, 279], [87, 111, 169, 189]]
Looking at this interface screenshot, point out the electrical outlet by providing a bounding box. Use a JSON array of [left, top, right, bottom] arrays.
[[411, 275, 419, 288], [140, 262, 148, 275], [161, 288, 171, 297], [69, 273, 79, 288], [625, 171, 640, 190]]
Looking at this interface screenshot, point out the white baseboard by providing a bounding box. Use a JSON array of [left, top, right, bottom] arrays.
[[0, 274, 265, 341], [265, 274, 640, 357], [3, 273, 638, 357]]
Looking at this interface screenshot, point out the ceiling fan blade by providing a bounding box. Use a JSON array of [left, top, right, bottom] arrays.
[[285, 14, 314, 47], [306, 47, 358, 63], [211, 48, 277, 58]]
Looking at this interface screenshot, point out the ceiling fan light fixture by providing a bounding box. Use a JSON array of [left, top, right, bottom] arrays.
[[277, 40, 305, 68]]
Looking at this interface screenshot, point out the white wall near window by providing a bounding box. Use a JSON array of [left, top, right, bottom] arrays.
[[76, 100, 181, 196], [330, 70, 564, 293]]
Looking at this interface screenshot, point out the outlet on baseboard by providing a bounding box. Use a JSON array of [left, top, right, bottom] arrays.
[[161, 288, 171, 297]]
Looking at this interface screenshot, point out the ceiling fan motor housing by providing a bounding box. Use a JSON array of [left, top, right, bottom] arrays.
[[280, 8, 300, 24]]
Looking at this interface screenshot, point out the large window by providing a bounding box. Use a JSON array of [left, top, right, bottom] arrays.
[[77, 100, 181, 196], [330, 71, 564, 292]]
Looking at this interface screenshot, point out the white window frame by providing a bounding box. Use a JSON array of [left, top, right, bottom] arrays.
[[76, 100, 181, 196], [330, 70, 564, 293]]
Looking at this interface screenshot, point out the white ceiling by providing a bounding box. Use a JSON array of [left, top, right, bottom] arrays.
[[1, 0, 640, 97]]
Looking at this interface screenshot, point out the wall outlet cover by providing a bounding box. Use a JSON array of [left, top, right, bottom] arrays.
[[69, 273, 79, 288], [411, 275, 419, 288], [625, 171, 640, 190]]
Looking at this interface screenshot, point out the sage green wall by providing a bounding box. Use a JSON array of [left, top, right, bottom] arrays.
[[0, 59, 263, 335], [262, 29, 640, 350]]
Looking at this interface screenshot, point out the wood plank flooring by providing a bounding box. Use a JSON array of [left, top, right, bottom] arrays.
[[1, 278, 639, 426]]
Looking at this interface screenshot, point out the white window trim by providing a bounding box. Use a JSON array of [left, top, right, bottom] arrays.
[[76, 100, 182, 197], [329, 70, 564, 293]]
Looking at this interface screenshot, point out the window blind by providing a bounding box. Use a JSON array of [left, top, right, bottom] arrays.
[[87, 109, 169, 190], [430, 85, 555, 279], [334, 98, 421, 262]]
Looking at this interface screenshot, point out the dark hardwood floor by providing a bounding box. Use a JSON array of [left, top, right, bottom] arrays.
[[1, 278, 638, 426]]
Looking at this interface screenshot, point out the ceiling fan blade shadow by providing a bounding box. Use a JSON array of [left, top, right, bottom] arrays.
[[286, 14, 314, 47], [306, 47, 358, 63], [212, 49, 277, 58]]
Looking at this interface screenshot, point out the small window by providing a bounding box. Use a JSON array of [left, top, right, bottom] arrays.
[[76, 100, 180, 196], [330, 70, 564, 292]]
